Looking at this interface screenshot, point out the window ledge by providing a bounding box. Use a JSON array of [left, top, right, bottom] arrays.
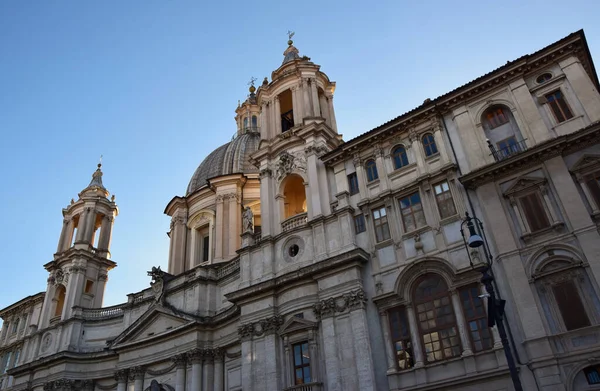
[[424, 152, 440, 161], [388, 162, 417, 180], [374, 239, 394, 249], [521, 222, 564, 241], [366, 179, 380, 187], [438, 214, 461, 226], [401, 225, 430, 240], [551, 114, 584, 130]]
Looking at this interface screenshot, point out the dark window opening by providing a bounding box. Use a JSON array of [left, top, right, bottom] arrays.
[[365, 160, 378, 182], [546, 90, 574, 123], [292, 341, 311, 385], [354, 214, 366, 234], [202, 235, 210, 262], [552, 280, 591, 331], [348, 173, 359, 195]]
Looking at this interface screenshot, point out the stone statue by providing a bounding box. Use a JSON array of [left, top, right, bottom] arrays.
[[243, 207, 254, 233], [149, 380, 161, 391]]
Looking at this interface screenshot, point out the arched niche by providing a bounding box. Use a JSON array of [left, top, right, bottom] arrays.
[[187, 210, 215, 267], [280, 173, 307, 220]]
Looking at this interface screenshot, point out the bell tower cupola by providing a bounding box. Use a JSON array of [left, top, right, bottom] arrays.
[[235, 78, 261, 137], [39, 162, 118, 328]]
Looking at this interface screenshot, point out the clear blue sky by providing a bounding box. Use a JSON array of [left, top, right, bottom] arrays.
[[1, 0, 598, 313]]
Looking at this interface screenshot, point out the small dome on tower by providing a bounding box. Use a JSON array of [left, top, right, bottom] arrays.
[[282, 34, 300, 64]]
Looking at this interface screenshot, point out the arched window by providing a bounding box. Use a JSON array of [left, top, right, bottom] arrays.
[[251, 115, 258, 129], [365, 160, 378, 182], [482, 105, 523, 161], [392, 146, 409, 169], [536, 73, 552, 84], [243, 117, 248, 129], [422, 134, 438, 157], [11, 319, 19, 334], [54, 285, 66, 318], [413, 274, 461, 363], [282, 174, 307, 220]]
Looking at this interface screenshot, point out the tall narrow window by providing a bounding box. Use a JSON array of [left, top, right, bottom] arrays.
[[434, 181, 457, 219], [243, 117, 248, 129], [202, 235, 210, 262], [399, 192, 426, 232], [365, 160, 378, 182], [459, 285, 492, 352], [2, 352, 11, 374], [354, 214, 366, 234], [347, 172, 359, 195], [388, 307, 413, 370], [292, 341, 311, 385], [392, 146, 409, 169], [546, 90, 574, 123], [422, 134, 438, 157], [585, 171, 600, 208], [413, 275, 461, 363], [12, 319, 19, 334], [373, 207, 391, 242], [584, 365, 600, 385], [84, 280, 94, 294], [251, 115, 258, 129], [13, 350, 20, 368], [519, 192, 550, 232], [279, 89, 294, 132], [552, 280, 591, 330], [54, 285, 66, 317]]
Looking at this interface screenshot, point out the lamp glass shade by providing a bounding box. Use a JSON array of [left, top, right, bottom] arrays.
[[468, 234, 484, 248]]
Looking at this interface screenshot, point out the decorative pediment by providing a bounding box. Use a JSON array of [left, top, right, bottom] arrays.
[[279, 316, 318, 336], [570, 154, 600, 173], [504, 176, 546, 196], [109, 305, 197, 348]]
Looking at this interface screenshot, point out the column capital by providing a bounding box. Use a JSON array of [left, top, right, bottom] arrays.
[[187, 348, 204, 363], [114, 369, 129, 382], [171, 353, 187, 368], [128, 366, 145, 381]]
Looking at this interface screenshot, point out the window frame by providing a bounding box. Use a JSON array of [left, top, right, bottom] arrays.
[[392, 145, 409, 169], [422, 133, 438, 157], [458, 285, 493, 352], [413, 274, 462, 363], [388, 307, 414, 370], [365, 159, 379, 182], [347, 172, 359, 195], [483, 106, 510, 130], [584, 365, 600, 385], [291, 341, 312, 385], [504, 176, 558, 237], [398, 191, 427, 233], [518, 191, 551, 233], [433, 181, 457, 220], [354, 214, 366, 234], [372, 206, 391, 243], [545, 89, 574, 123]]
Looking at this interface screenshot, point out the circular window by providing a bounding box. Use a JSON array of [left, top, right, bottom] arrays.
[[536, 73, 552, 84], [289, 244, 300, 257]]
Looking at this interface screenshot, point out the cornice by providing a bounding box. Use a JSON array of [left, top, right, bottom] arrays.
[[460, 122, 600, 188], [0, 292, 45, 318]]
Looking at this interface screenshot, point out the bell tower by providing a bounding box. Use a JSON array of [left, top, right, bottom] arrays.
[[39, 163, 118, 328], [251, 34, 342, 239]]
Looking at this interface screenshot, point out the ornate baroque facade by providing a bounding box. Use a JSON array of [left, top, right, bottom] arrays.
[[2, 30, 600, 391]]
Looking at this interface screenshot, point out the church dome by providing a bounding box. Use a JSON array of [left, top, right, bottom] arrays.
[[186, 131, 261, 195]]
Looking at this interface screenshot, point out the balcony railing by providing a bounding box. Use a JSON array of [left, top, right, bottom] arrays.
[[81, 304, 126, 320], [488, 139, 528, 162], [283, 382, 322, 391], [281, 213, 308, 232]]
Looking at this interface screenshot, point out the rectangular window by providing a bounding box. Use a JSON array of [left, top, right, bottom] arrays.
[[292, 341, 311, 385], [433, 181, 457, 219], [546, 90, 574, 123], [519, 192, 550, 232], [202, 235, 210, 262], [585, 171, 600, 208], [84, 280, 94, 294], [459, 285, 493, 352], [552, 280, 591, 331], [13, 350, 20, 368], [399, 192, 426, 232], [354, 214, 366, 234], [585, 366, 600, 385], [348, 173, 359, 195], [2, 352, 11, 374], [388, 307, 413, 370], [373, 207, 391, 242]]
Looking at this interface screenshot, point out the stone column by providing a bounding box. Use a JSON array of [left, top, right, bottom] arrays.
[[409, 129, 426, 176], [540, 184, 560, 224], [295, 84, 305, 123], [451, 290, 473, 356], [274, 96, 282, 134], [350, 308, 376, 391], [508, 197, 529, 234], [405, 305, 424, 367], [63, 264, 86, 318], [321, 316, 341, 391], [93, 272, 108, 307], [431, 120, 449, 164], [75, 209, 88, 243], [373, 144, 389, 192], [308, 331, 319, 382], [306, 152, 323, 219], [173, 354, 187, 391], [241, 337, 254, 391], [228, 194, 240, 256], [203, 350, 215, 391], [302, 79, 312, 117], [282, 336, 291, 387], [327, 94, 338, 132], [259, 169, 274, 238], [310, 78, 320, 117], [353, 155, 368, 201], [214, 348, 224, 391], [62, 218, 75, 251], [114, 370, 128, 391], [98, 215, 113, 251], [379, 310, 396, 372], [214, 196, 224, 260], [129, 367, 144, 391], [188, 349, 204, 391], [319, 93, 329, 124], [260, 101, 268, 140], [83, 208, 96, 244], [170, 215, 188, 274], [291, 86, 301, 126], [56, 218, 69, 254], [577, 174, 600, 213], [264, 331, 281, 391]]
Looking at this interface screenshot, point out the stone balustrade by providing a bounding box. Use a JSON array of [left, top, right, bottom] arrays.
[[216, 259, 240, 279], [80, 304, 125, 320], [283, 382, 323, 391], [281, 212, 308, 232]]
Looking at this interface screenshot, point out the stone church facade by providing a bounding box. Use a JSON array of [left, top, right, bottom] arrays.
[[1, 30, 600, 391]]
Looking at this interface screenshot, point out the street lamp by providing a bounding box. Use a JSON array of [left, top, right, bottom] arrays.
[[460, 212, 524, 391]]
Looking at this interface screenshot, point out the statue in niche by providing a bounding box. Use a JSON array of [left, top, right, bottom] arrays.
[[144, 380, 173, 391], [243, 207, 254, 233]]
